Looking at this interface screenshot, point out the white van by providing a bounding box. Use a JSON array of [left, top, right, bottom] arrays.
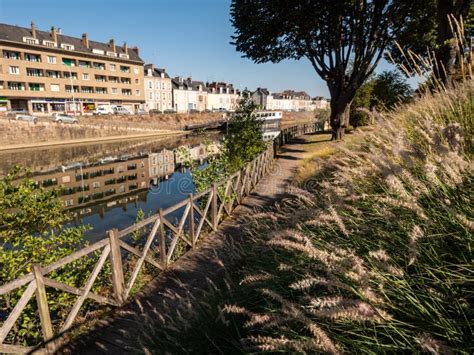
[[112, 105, 131, 115], [92, 107, 114, 115]]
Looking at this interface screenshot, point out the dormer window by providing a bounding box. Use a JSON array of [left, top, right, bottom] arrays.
[[119, 53, 129, 59], [43, 40, 57, 48], [106, 51, 117, 57], [92, 48, 104, 55], [61, 43, 75, 51], [23, 37, 39, 45]]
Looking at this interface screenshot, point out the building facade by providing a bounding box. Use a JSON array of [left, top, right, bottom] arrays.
[[206, 82, 240, 111], [0, 22, 145, 115], [171, 77, 207, 113], [144, 64, 173, 112]]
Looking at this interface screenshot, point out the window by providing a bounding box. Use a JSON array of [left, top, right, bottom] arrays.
[[83, 73, 89, 80], [47, 56, 56, 64], [51, 84, 60, 92], [111, 88, 118, 94], [149, 92, 153, 99], [8, 82, 24, 91], [61, 43, 75, 51], [135, 78, 139, 84], [29, 83, 43, 91], [92, 48, 104, 55], [64, 72, 78, 80], [3, 50, 20, 60], [135, 89, 140, 95], [93, 62, 105, 70], [64, 199, 74, 207], [122, 89, 132, 96], [96, 87, 107, 94], [26, 68, 43, 77], [133, 68, 139, 74], [92, 181, 101, 189], [43, 40, 57, 48], [120, 65, 130, 73], [148, 82, 152, 89], [106, 51, 117, 57], [79, 60, 91, 68], [95, 75, 106, 82], [62, 58, 75, 66], [47, 70, 61, 78], [23, 37, 39, 45], [119, 53, 129, 59], [81, 86, 93, 94], [25, 53, 41, 62], [109, 64, 116, 71], [9, 66, 20, 75]]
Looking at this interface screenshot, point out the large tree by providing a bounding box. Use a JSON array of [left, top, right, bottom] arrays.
[[386, 0, 473, 86], [230, 0, 414, 139]]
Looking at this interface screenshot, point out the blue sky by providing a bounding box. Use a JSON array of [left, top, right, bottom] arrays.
[[0, 0, 404, 97]]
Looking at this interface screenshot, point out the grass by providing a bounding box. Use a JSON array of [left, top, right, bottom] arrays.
[[139, 81, 473, 354]]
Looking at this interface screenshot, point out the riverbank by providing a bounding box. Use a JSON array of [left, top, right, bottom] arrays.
[[0, 129, 185, 152], [0, 111, 315, 149]]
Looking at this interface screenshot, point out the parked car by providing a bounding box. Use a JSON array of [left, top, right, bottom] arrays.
[[7, 108, 28, 117], [112, 106, 131, 115], [14, 114, 37, 123], [51, 113, 79, 124], [163, 109, 177, 114], [135, 108, 147, 115], [92, 107, 113, 115]]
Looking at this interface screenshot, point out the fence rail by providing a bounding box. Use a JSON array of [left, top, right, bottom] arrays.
[[0, 122, 321, 353]]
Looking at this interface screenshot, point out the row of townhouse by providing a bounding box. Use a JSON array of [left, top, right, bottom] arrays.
[[0, 22, 327, 116], [251, 88, 329, 111]]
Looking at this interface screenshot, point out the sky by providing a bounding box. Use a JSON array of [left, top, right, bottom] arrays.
[[0, 0, 406, 98]]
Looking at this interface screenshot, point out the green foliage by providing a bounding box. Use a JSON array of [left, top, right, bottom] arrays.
[[350, 71, 413, 127], [231, 0, 417, 126], [189, 99, 265, 192], [0, 166, 93, 345]]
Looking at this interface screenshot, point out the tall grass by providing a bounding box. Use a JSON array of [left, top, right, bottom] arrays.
[[141, 80, 473, 354]]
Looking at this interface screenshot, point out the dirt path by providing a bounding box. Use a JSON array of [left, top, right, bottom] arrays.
[[57, 133, 334, 354]]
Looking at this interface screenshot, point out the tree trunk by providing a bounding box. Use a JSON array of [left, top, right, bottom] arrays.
[[330, 98, 352, 141], [435, 0, 471, 87]]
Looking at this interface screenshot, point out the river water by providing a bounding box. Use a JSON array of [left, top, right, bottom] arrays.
[[0, 133, 222, 242]]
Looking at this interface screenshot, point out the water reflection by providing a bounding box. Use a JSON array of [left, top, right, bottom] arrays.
[[0, 134, 221, 241]]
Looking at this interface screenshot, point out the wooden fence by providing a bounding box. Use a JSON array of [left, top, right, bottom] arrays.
[[0, 122, 321, 353]]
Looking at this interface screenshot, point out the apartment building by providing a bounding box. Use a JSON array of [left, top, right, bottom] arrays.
[[206, 82, 240, 111], [33, 155, 149, 209], [144, 64, 173, 112], [0, 22, 145, 115], [269, 90, 311, 111], [171, 77, 207, 113], [149, 148, 175, 183]]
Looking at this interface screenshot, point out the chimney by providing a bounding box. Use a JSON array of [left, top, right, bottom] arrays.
[[51, 26, 58, 43], [31, 21, 36, 38], [123, 42, 128, 54], [82, 33, 89, 48], [109, 39, 116, 52], [132, 46, 139, 55]]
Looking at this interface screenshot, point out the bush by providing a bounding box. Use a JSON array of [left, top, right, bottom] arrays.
[[0, 166, 96, 345]]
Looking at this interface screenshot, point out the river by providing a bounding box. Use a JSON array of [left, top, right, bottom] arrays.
[[0, 133, 222, 242]]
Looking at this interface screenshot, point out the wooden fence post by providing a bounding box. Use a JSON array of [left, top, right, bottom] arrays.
[[158, 208, 168, 267], [212, 183, 218, 230], [32, 264, 53, 344], [188, 194, 196, 248], [107, 229, 124, 305]]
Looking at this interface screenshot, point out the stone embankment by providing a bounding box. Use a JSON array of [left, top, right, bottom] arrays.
[[0, 111, 316, 149]]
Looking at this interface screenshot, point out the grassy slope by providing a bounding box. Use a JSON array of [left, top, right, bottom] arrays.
[[142, 82, 473, 354]]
